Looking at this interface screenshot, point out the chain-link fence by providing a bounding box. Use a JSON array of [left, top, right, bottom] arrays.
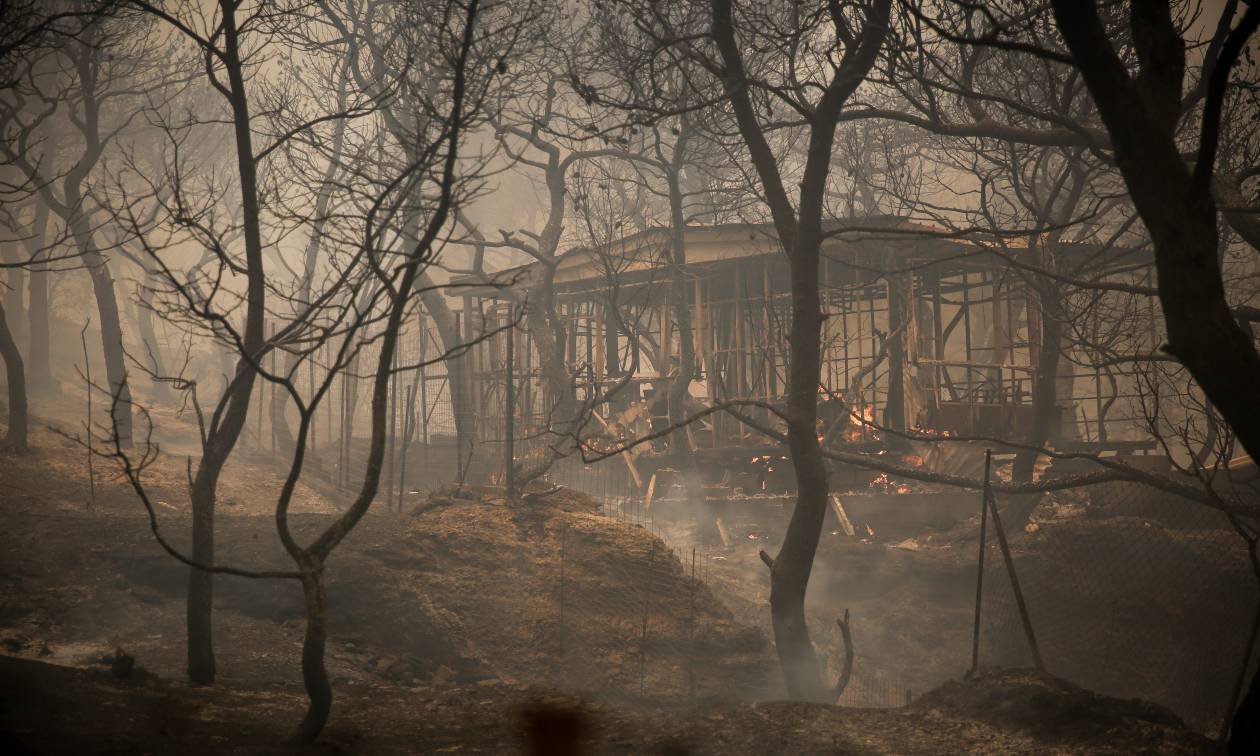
[[974, 472, 1259, 736]]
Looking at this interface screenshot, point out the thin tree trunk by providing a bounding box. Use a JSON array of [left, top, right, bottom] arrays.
[[24, 137, 55, 387], [0, 301, 28, 451], [770, 224, 831, 702], [299, 569, 331, 743], [186, 0, 271, 684], [709, 0, 890, 701], [665, 161, 714, 541], [417, 281, 476, 470], [135, 275, 171, 401], [2, 263, 24, 355], [1013, 285, 1062, 483], [81, 245, 133, 449]]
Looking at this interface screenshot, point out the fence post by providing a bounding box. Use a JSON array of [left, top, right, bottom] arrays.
[[269, 320, 276, 454], [558, 524, 567, 679], [986, 463, 1045, 671], [640, 541, 655, 696], [504, 307, 516, 499], [688, 547, 697, 697], [968, 450, 992, 678]]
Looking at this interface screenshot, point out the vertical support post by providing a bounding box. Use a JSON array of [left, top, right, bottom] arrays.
[[505, 306, 516, 499], [308, 349, 316, 457], [324, 344, 332, 465], [968, 449, 992, 678], [80, 322, 96, 508], [255, 326, 263, 450], [986, 461, 1044, 671], [639, 541, 655, 697], [455, 311, 464, 484], [386, 333, 398, 501], [558, 525, 566, 671], [688, 546, 696, 696], [269, 320, 276, 454]]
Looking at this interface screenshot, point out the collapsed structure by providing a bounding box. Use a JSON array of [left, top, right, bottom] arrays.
[[436, 220, 1160, 508]]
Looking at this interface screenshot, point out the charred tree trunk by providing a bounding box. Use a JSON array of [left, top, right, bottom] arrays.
[[516, 265, 582, 486], [1048, 3, 1260, 748], [770, 222, 832, 701], [24, 148, 54, 387], [711, 0, 890, 700], [0, 301, 28, 451], [135, 275, 172, 402], [298, 568, 331, 743], [186, 1, 270, 685], [77, 240, 133, 449], [665, 159, 715, 541], [417, 281, 476, 472], [1, 260, 24, 355], [1013, 285, 1062, 483]]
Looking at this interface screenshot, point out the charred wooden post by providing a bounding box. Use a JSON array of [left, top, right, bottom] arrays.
[[505, 306, 517, 500], [968, 450, 993, 678]]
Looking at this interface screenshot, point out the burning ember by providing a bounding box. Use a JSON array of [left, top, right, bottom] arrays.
[[869, 471, 915, 494]]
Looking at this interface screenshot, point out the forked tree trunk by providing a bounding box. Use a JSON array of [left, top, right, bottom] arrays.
[[710, 0, 891, 700], [0, 301, 28, 451], [185, 0, 270, 685], [1046, 3, 1260, 748]]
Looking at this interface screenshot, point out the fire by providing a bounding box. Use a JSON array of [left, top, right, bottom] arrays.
[[870, 472, 890, 487], [894, 484, 912, 494], [865, 524, 875, 537], [901, 454, 924, 467]]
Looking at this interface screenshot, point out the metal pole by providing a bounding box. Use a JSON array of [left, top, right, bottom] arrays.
[[80, 321, 96, 508], [308, 349, 316, 457], [639, 541, 655, 696], [968, 450, 992, 678], [558, 525, 567, 677], [455, 311, 464, 484], [986, 464, 1045, 671], [386, 336, 399, 501], [398, 384, 414, 512], [688, 547, 696, 696], [505, 307, 516, 499], [269, 321, 276, 454]]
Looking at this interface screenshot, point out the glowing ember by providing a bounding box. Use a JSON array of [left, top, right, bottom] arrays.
[[865, 524, 875, 537]]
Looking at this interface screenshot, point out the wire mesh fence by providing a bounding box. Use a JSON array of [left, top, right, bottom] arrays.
[[547, 516, 773, 701], [974, 472, 1259, 736], [245, 315, 1260, 724]]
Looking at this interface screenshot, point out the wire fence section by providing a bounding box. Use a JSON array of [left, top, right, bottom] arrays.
[[973, 476, 1259, 736], [548, 513, 772, 701]]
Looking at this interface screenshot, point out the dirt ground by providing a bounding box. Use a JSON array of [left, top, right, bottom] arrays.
[[0, 393, 1227, 753]]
